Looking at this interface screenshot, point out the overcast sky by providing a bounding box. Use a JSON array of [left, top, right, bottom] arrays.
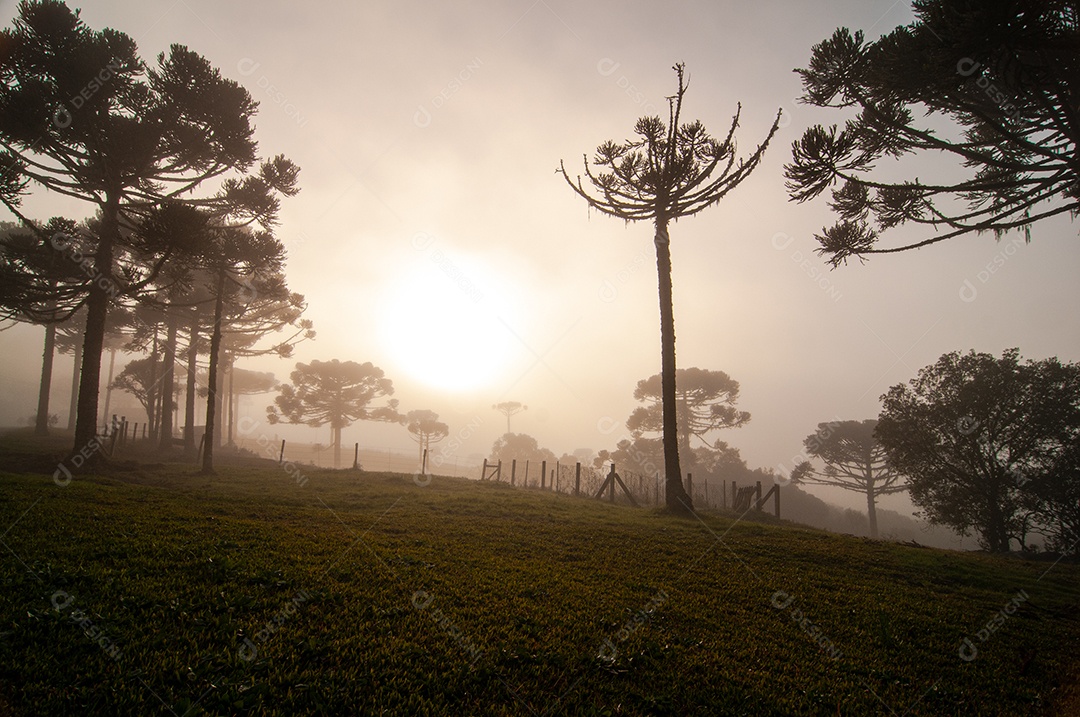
[[2, 0, 1078, 513]]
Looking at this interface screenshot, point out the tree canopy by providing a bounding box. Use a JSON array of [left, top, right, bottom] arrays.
[[786, 0, 1080, 265], [268, 359, 402, 468], [0, 0, 271, 456], [560, 63, 779, 515], [877, 348, 1080, 552], [627, 367, 750, 454], [791, 419, 905, 538]]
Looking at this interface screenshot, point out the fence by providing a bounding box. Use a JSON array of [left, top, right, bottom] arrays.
[[477, 459, 781, 518]]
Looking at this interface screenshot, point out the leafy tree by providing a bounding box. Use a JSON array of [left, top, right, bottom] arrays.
[[560, 64, 780, 514], [877, 348, 1080, 552], [492, 401, 527, 433], [489, 432, 557, 470], [0, 0, 265, 456], [268, 360, 402, 468], [109, 356, 179, 430], [786, 1, 1080, 266], [790, 419, 905, 538], [406, 410, 449, 466], [627, 367, 750, 459], [1029, 439, 1080, 555]]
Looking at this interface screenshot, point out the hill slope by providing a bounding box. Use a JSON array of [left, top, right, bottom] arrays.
[[0, 457, 1077, 715]]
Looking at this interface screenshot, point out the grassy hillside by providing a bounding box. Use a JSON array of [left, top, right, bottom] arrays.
[[0, 443, 1077, 715]]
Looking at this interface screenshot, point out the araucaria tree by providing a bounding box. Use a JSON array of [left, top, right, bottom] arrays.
[[492, 401, 527, 434], [627, 367, 750, 459], [560, 64, 779, 514], [786, 1, 1080, 266], [406, 410, 449, 467], [268, 360, 402, 469], [791, 419, 905, 538], [877, 349, 1080, 553], [0, 0, 264, 457]]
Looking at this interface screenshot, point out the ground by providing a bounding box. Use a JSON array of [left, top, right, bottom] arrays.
[[0, 432, 1077, 715]]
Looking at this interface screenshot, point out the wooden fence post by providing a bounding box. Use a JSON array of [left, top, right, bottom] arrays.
[[481, 459, 488, 480], [511, 459, 517, 486], [279, 440, 286, 465], [541, 461, 546, 489], [574, 462, 581, 496], [525, 460, 530, 486]]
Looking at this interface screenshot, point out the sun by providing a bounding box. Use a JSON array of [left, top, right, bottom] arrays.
[[377, 258, 517, 393]]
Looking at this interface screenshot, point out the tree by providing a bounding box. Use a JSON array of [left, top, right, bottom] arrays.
[[1029, 439, 1080, 556], [560, 64, 780, 514], [492, 401, 527, 433], [0, 0, 265, 457], [785, 2, 1080, 266], [0, 217, 85, 435], [406, 410, 449, 467], [109, 356, 179, 431], [790, 419, 905, 538], [268, 360, 403, 468], [227, 368, 278, 447], [489, 433, 557, 469], [876, 348, 1080, 552], [627, 367, 750, 459]]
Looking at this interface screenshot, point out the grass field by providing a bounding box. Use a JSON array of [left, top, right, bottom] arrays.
[[0, 434, 1078, 715]]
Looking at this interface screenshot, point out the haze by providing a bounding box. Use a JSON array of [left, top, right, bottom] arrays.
[[2, 0, 1078, 517]]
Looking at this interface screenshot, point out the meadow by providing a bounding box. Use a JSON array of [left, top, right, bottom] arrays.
[[0, 433, 1077, 715]]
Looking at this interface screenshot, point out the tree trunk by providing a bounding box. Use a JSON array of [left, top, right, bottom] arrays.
[[202, 271, 226, 474], [72, 192, 118, 454], [158, 316, 178, 451], [333, 425, 342, 469], [184, 315, 198, 455], [213, 356, 227, 449], [100, 348, 117, 428], [35, 323, 57, 436], [986, 498, 1010, 552], [67, 338, 82, 432], [866, 486, 879, 539], [226, 360, 235, 447], [146, 328, 159, 442], [654, 215, 691, 514]]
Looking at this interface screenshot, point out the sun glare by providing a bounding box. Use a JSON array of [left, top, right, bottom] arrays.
[[377, 258, 517, 393]]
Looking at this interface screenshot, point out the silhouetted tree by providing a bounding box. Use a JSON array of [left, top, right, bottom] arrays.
[[786, 2, 1080, 265], [110, 356, 179, 430], [627, 367, 750, 460], [877, 348, 1080, 552], [406, 410, 449, 466], [1029, 438, 1080, 556], [791, 419, 905, 538], [492, 401, 527, 433], [489, 432, 557, 471], [227, 368, 277, 447], [560, 64, 780, 514], [268, 360, 402, 468], [0, 217, 85, 435], [0, 0, 264, 457]]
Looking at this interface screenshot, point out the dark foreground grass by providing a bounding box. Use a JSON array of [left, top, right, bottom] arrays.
[[0, 444, 1077, 715]]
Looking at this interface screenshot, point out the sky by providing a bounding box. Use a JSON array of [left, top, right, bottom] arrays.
[[1, 0, 1078, 514]]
